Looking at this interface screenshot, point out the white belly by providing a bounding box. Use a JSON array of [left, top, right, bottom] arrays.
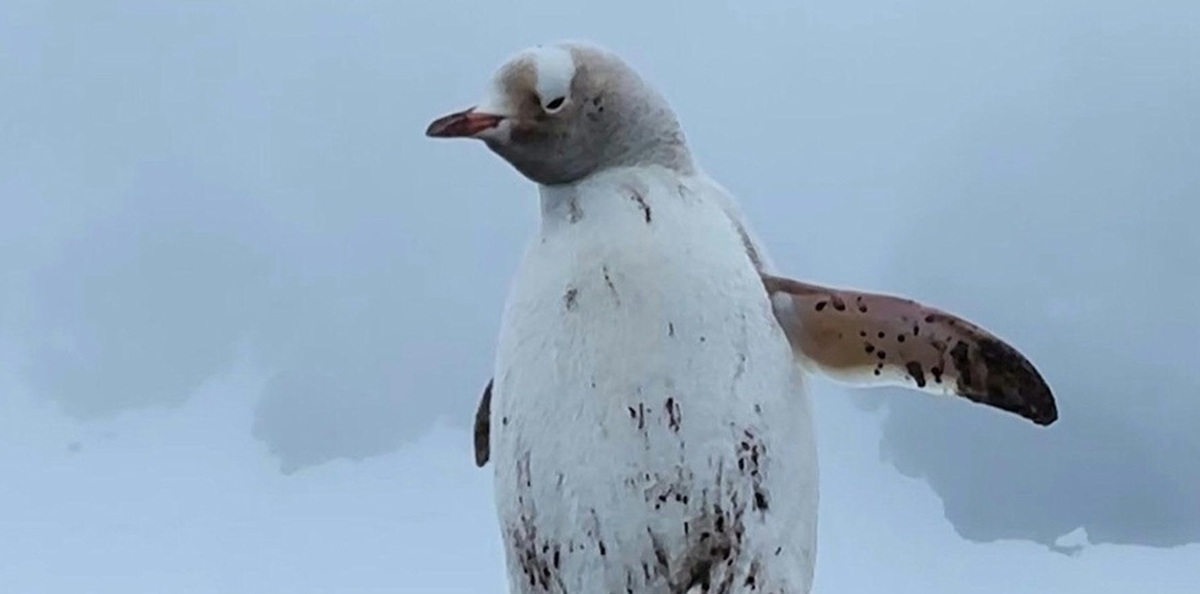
[[492, 167, 818, 593]]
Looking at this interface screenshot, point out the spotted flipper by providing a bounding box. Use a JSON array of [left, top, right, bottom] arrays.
[[474, 379, 492, 467], [764, 274, 1057, 425]]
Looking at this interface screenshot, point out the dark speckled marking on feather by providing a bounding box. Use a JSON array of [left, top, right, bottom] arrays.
[[602, 265, 620, 304], [737, 429, 771, 513], [761, 273, 1058, 426], [628, 186, 652, 223], [566, 196, 583, 223], [509, 450, 570, 592], [665, 397, 682, 432], [563, 286, 579, 310]]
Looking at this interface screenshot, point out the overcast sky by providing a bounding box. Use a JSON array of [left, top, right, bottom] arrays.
[[1, 1, 1197, 592]]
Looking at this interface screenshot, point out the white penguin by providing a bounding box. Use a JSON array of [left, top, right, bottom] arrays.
[[428, 41, 1056, 594]]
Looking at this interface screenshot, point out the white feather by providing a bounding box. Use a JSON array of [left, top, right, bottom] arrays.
[[529, 45, 576, 106], [491, 163, 819, 592]]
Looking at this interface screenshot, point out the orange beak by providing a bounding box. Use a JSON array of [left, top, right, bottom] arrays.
[[425, 107, 505, 138]]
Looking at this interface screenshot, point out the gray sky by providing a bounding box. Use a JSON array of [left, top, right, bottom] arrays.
[[1, 0, 1197, 592]]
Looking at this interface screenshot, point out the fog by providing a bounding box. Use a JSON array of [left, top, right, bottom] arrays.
[[1, 0, 1196, 591]]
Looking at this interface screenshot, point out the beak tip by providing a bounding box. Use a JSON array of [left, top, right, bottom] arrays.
[[424, 114, 456, 138], [424, 108, 503, 139]]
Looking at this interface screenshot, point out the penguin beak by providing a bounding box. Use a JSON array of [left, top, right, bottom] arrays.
[[425, 107, 506, 138]]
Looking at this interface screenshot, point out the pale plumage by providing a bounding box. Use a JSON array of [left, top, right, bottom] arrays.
[[428, 40, 1056, 594], [493, 165, 816, 591]]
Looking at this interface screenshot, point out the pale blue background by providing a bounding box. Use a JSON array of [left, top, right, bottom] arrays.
[[1, 1, 1197, 592]]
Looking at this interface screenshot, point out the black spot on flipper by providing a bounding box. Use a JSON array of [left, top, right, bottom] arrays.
[[905, 361, 927, 388], [950, 340, 974, 387]]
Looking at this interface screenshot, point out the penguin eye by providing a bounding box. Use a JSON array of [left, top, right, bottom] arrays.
[[544, 96, 566, 112]]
